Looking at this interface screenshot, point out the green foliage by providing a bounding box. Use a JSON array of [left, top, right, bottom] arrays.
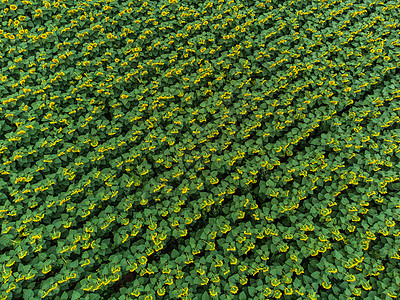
[[1, 0, 400, 299]]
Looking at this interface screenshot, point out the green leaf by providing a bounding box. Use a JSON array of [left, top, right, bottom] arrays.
[[239, 291, 247, 300], [311, 271, 320, 279], [293, 277, 302, 289], [334, 251, 343, 260], [72, 291, 82, 300], [248, 286, 257, 297], [23, 289, 34, 299], [202, 291, 211, 300]]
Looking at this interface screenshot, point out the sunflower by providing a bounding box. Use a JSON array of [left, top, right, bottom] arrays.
[[230, 286, 238, 294]]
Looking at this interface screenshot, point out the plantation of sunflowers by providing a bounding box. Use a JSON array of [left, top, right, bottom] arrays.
[[1, 0, 400, 299]]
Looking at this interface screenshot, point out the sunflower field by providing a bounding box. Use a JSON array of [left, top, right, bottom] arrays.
[[1, 0, 400, 299]]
